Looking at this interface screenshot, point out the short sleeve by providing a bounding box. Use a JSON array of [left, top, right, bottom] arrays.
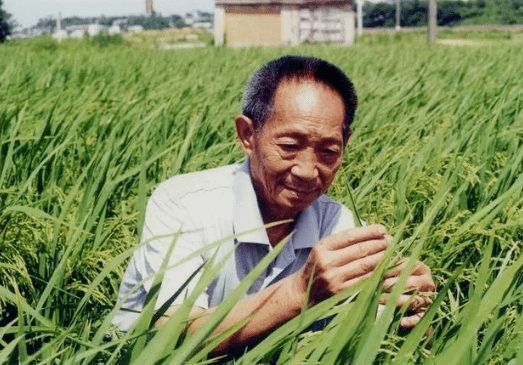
[[134, 185, 210, 311], [114, 165, 236, 331]]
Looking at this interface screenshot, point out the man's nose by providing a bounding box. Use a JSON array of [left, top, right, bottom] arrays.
[[290, 150, 319, 181]]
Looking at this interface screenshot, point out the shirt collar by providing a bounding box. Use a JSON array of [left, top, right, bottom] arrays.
[[233, 158, 319, 249]]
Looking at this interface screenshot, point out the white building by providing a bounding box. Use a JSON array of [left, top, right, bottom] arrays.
[[128, 25, 144, 33], [88, 24, 107, 36], [52, 30, 68, 41], [192, 21, 213, 31], [71, 29, 86, 38], [108, 25, 122, 35]]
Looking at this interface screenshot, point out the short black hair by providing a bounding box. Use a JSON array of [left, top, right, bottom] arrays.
[[242, 55, 357, 143]]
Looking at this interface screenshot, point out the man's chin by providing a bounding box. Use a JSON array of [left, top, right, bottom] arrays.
[[280, 191, 319, 212]]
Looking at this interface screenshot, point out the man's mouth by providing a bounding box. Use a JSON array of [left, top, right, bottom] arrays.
[[283, 184, 319, 195]]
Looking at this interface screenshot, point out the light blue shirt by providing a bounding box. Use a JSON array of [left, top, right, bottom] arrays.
[[113, 159, 357, 331]]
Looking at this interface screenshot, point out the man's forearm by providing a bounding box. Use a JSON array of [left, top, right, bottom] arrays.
[[156, 274, 304, 355]]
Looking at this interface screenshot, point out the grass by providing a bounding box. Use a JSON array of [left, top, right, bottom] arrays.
[[359, 27, 523, 45], [0, 34, 522, 364]]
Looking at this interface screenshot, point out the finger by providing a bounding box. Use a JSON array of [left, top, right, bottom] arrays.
[[383, 274, 436, 293], [339, 250, 387, 281], [341, 270, 374, 289], [384, 259, 408, 278], [385, 259, 432, 278], [323, 224, 388, 250], [409, 261, 432, 276], [332, 235, 391, 267], [380, 294, 432, 310], [400, 311, 425, 329]]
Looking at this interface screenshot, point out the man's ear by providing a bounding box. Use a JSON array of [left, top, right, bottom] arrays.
[[235, 115, 256, 155], [343, 130, 352, 147]]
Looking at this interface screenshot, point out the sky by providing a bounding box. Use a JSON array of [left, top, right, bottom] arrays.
[[4, 0, 215, 28]]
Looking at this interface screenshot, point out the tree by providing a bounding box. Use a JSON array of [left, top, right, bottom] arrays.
[[438, 1, 464, 26], [363, 2, 395, 27], [363, 0, 523, 28], [169, 15, 186, 28], [0, 0, 11, 42], [35, 15, 56, 30], [34, 13, 187, 32], [196, 11, 213, 22], [401, 0, 428, 27]]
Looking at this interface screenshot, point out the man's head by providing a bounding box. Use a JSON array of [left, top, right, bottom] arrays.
[[242, 55, 357, 144], [236, 56, 357, 221]]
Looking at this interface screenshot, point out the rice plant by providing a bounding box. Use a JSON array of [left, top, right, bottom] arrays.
[[0, 36, 522, 364]]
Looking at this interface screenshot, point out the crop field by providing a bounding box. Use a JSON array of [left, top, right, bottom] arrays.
[[1, 35, 523, 364]]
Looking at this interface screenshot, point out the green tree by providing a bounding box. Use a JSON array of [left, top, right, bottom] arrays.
[[36, 13, 187, 32], [0, 0, 11, 42], [363, 0, 523, 28], [363, 2, 395, 27], [401, 0, 428, 26]]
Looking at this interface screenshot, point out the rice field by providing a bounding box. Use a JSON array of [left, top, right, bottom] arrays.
[[1, 35, 523, 364]]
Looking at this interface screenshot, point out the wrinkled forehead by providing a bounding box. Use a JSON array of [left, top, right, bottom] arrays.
[[272, 77, 346, 121]]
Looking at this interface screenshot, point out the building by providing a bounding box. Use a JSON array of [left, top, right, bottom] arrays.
[[108, 19, 128, 35], [88, 24, 107, 36], [65, 25, 89, 34], [192, 21, 214, 31], [186, 11, 214, 31], [128, 25, 144, 33], [214, 0, 355, 47], [71, 29, 87, 38], [146, 0, 154, 15]]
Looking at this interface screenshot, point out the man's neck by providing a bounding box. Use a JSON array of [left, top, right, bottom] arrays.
[[255, 192, 296, 248], [266, 224, 293, 248]]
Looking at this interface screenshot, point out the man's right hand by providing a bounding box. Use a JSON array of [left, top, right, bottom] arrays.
[[293, 224, 391, 306]]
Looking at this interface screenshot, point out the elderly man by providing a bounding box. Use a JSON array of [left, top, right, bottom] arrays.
[[113, 55, 435, 353]]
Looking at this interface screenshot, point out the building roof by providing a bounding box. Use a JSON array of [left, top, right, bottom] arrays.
[[215, 0, 351, 5]]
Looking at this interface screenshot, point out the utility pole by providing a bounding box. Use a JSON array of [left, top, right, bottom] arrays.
[[395, 0, 400, 31], [56, 12, 62, 31], [428, 0, 437, 43], [357, 0, 363, 36]]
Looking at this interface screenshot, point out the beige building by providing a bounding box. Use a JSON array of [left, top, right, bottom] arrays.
[[214, 0, 355, 47]]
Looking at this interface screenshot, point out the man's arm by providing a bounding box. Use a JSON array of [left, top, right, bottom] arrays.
[[156, 273, 303, 355], [156, 224, 431, 355]]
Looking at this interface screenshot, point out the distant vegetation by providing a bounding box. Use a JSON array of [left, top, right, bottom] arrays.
[[35, 14, 185, 31], [364, 0, 523, 27], [0, 0, 11, 42], [34, 11, 213, 31]]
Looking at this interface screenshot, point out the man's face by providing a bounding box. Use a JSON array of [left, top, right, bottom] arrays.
[[248, 78, 346, 221]]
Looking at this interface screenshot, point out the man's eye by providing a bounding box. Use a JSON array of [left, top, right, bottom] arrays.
[[323, 149, 339, 155], [280, 144, 298, 152]]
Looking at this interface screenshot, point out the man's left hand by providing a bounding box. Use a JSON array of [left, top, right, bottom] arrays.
[[381, 259, 436, 328]]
